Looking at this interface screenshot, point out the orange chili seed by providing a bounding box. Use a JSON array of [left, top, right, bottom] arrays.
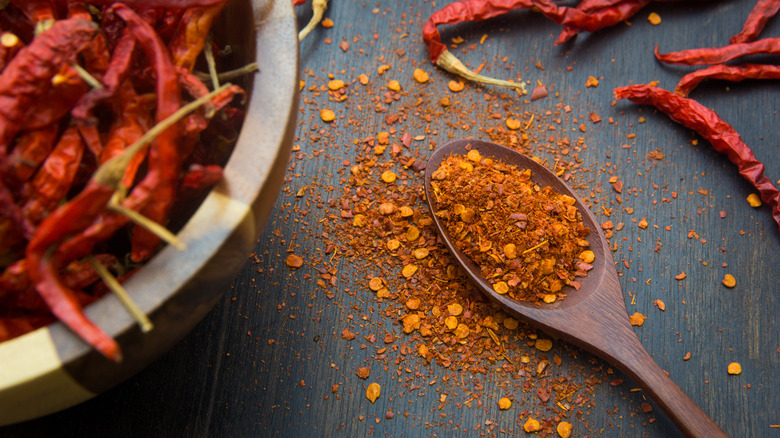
[[746, 193, 762, 207], [722, 274, 736, 288], [503, 317, 519, 330], [358, 73, 369, 85], [447, 302, 463, 316], [387, 80, 401, 91], [444, 316, 458, 330], [585, 76, 599, 87], [493, 281, 509, 295], [727, 362, 742, 375], [524, 418, 541, 433], [327, 79, 344, 90], [498, 397, 512, 410], [413, 68, 429, 83], [377, 64, 390, 75], [557, 421, 573, 438], [629, 312, 647, 326], [321, 17, 334, 28], [648, 12, 661, 25], [535, 339, 553, 352], [381, 170, 397, 183], [366, 382, 381, 403], [368, 277, 384, 291], [320, 109, 336, 122], [402, 264, 418, 278], [448, 79, 465, 92], [386, 239, 400, 250], [285, 254, 304, 268], [505, 118, 522, 130]]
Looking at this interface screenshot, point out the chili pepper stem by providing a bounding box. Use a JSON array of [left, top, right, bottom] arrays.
[[195, 63, 258, 82], [204, 33, 220, 91], [436, 50, 526, 93], [71, 63, 104, 90], [87, 256, 153, 333], [108, 194, 186, 252], [298, 0, 328, 41]]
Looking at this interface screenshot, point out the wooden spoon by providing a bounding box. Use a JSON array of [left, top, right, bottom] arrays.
[[424, 139, 727, 438]]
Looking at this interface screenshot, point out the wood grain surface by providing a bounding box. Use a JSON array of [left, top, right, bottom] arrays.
[[4, 1, 779, 437]]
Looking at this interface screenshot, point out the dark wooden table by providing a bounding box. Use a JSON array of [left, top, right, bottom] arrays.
[[5, 1, 779, 437]]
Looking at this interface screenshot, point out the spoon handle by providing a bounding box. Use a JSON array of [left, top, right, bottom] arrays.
[[610, 333, 728, 438]]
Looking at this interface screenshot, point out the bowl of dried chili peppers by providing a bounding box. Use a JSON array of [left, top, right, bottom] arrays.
[[0, 0, 298, 425]]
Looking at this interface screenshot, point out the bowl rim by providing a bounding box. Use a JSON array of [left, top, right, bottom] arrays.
[[0, 0, 299, 425]]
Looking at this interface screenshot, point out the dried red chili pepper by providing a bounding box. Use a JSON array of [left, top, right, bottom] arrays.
[[614, 84, 780, 234], [1, 124, 59, 188], [551, 0, 651, 44], [180, 163, 224, 195], [422, 0, 529, 91], [0, 31, 25, 73], [0, 18, 96, 155], [9, 0, 57, 25], [22, 127, 85, 227], [168, 2, 228, 72], [655, 37, 780, 65], [730, 0, 780, 44], [112, 4, 184, 262], [674, 63, 780, 97]]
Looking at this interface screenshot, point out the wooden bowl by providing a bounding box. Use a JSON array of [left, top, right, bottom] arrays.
[[0, 0, 298, 425]]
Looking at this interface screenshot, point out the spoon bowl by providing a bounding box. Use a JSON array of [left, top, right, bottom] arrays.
[[424, 139, 726, 438]]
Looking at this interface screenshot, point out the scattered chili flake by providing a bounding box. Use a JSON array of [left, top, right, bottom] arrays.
[[727, 362, 742, 375], [556, 421, 573, 438], [641, 402, 653, 413], [589, 112, 602, 123], [654, 299, 666, 311], [356, 366, 370, 379], [430, 153, 592, 304], [321, 17, 334, 28], [585, 76, 599, 87], [746, 193, 762, 207], [498, 397, 512, 410], [377, 64, 391, 75], [638, 218, 649, 229], [320, 109, 336, 122], [530, 83, 548, 101], [366, 382, 381, 403], [448, 80, 465, 92], [675, 272, 687, 280], [722, 274, 736, 288], [358, 74, 369, 85], [683, 352, 692, 361], [341, 329, 356, 340], [524, 417, 541, 433], [413, 68, 430, 83], [648, 12, 661, 26], [629, 312, 647, 327], [286, 254, 304, 269]]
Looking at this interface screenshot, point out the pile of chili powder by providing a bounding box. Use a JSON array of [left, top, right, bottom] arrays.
[[430, 150, 593, 305]]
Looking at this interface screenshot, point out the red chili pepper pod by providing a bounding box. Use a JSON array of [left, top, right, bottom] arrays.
[[0, 18, 97, 156], [730, 0, 780, 44], [655, 37, 780, 66], [111, 4, 184, 262], [614, 84, 780, 234], [1, 124, 59, 188], [675, 63, 780, 97], [168, 2, 228, 72]]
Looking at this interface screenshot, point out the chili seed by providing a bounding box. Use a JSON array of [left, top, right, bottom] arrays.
[[448, 80, 465, 92], [387, 80, 401, 91], [629, 312, 647, 326], [321, 17, 334, 28], [358, 73, 369, 85], [498, 397, 512, 410], [412, 248, 429, 259], [386, 239, 401, 250], [366, 382, 381, 403], [320, 109, 336, 122], [722, 274, 736, 288], [447, 302, 463, 316], [402, 264, 418, 278], [523, 417, 541, 432], [503, 317, 519, 330], [368, 277, 384, 291], [413, 68, 429, 83], [444, 316, 458, 330], [727, 362, 742, 375], [506, 118, 522, 130], [381, 171, 397, 183], [493, 281, 509, 295], [327, 79, 344, 90], [535, 339, 553, 352], [647, 12, 661, 25], [406, 298, 421, 310], [285, 254, 304, 268], [557, 421, 573, 438], [579, 250, 595, 264], [746, 193, 762, 207]]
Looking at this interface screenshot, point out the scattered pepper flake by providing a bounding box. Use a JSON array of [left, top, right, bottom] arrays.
[[585, 76, 599, 87], [675, 272, 687, 280], [654, 299, 666, 311], [327, 79, 345, 90], [641, 402, 653, 413], [286, 254, 304, 268], [321, 17, 334, 28], [356, 366, 370, 379], [377, 64, 390, 75], [358, 73, 369, 85], [530, 82, 548, 101], [683, 352, 692, 361], [341, 328, 356, 340]]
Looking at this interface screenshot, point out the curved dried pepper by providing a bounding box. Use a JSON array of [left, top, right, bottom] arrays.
[[675, 63, 780, 97], [730, 0, 780, 44], [614, 84, 780, 234], [0, 18, 96, 155], [546, 0, 651, 45], [655, 37, 780, 65], [168, 1, 227, 72], [22, 126, 85, 227], [1, 124, 59, 188], [112, 4, 183, 262], [422, 0, 528, 91]]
